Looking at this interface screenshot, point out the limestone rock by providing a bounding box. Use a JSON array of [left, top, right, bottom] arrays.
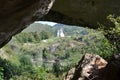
[[42, 0, 120, 28], [0, 0, 55, 47], [0, 0, 120, 48], [64, 53, 108, 80], [64, 68, 75, 80]]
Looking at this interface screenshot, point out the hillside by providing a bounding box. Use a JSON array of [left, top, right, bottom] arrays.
[[0, 23, 114, 80], [23, 23, 86, 36]]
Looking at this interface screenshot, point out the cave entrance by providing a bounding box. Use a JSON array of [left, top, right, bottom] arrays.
[[0, 20, 115, 80]]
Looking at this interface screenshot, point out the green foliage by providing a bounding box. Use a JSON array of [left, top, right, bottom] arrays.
[[98, 15, 120, 53], [40, 30, 50, 40], [46, 73, 64, 80], [32, 67, 46, 80], [0, 56, 46, 80], [0, 21, 116, 80], [10, 67, 46, 80], [0, 58, 21, 80], [0, 67, 4, 80], [53, 60, 61, 77], [15, 32, 41, 43], [19, 55, 32, 66], [73, 28, 114, 60], [106, 15, 120, 52], [15, 31, 50, 43]]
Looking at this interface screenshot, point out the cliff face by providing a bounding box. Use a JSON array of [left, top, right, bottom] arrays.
[[0, 0, 54, 47], [0, 0, 120, 47], [42, 0, 120, 28]]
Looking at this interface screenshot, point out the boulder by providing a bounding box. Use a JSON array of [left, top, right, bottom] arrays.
[[65, 53, 120, 80], [64, 53, 108, 80]]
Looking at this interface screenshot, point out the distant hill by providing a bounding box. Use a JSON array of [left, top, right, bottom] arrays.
[[54, 23, 87, 36], [54, 23, 65, 28], [23, 23, 53, 32], [22, 23, 88, 37]]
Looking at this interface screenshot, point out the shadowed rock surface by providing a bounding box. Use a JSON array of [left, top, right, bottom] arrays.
[[102, 53, 120, 80], [0, 0, 120, 47], [0, 0, 55, 47], [42, 0, 120, 28]]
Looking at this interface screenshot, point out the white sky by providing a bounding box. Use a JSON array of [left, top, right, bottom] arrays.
[[35, 21, 57, 26]]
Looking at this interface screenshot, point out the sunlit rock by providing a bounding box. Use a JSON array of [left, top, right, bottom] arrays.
[[64, 53, 108, 80]]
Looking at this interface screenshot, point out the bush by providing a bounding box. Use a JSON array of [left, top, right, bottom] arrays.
[[0, 67, 4, 80], [10, 67, 46, 80], [0, 58, 20, 80], [19, 55, 32, 66], [99, 15, 120, 53], [53, 60, 61, 77]]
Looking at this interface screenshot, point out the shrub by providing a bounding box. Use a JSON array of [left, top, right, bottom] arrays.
[[0, 67, 4, 80], [0, 58, 20, 80]]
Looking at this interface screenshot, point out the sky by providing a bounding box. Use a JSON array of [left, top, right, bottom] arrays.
[[35, 21, 57, 26]]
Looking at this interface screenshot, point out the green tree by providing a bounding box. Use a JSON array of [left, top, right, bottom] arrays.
[[33, 32, 41, 42], [99, 15, 120, 53], [33, 67, 46, 80], [19, 55, 32, 66], [53, 59, 61, 77], [40, 30, 50, 40]]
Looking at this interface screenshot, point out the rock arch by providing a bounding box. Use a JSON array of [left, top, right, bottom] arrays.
[[0, 0, 120, 47]]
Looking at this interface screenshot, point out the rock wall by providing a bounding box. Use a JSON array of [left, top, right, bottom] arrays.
[[0, 0, 120, 47], [42, 0, 120, 28], [0, 0, 55, 47]]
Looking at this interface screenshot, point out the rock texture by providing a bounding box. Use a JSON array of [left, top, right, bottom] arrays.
[[42, 0, 120, 28], [0, 0, 120, 47], [64, 53, 108, 80], [65, 53, 120, 80], [0, 0, 55, 47], [102, 53, 120, 80]]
